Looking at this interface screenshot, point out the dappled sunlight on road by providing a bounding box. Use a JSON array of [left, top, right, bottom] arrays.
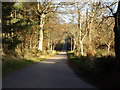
[[40, 52, 68, 64], [40, 61, 56, 64], [59, 52, 67, 54]]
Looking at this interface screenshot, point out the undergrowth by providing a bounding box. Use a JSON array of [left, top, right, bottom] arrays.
[[68, 51, 120, 88]]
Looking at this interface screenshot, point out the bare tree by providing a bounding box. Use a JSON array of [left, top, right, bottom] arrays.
[[100, 17, 114, 54], [35, 0, 59, 51]]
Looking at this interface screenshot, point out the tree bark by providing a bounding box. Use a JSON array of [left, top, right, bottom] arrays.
[[38, 13, 46, 51], [50, 40, 53, 51], [78, 8, 84, 56], [38, 28, 44, 51], [114, 1, 120, 61], [107, 44, 110, 54], [80, 41, 84, 56]]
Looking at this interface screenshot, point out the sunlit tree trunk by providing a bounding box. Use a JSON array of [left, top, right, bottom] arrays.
[[78, 8, 84, 56], [38, 27, 44, 51], [50, 40, 53, 51], [80, 41, 84, 55], [78, 19, 84, 56], [107, 44, 110, 54], [89, 21, 92, 45], [37, 12, 46, 51]]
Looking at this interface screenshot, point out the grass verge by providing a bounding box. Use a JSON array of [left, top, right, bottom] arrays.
[[3, 51, 57, 77], [2, 58, 45, 77]]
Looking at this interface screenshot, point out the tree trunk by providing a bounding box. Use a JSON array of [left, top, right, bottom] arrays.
[[50, 40, 53, 51], [38, 28, 43, 51], [89, 22, 92, 45], [47, 32, 50, 50], [71, 37, 73, 51], [48, 39, 50, 50], [38, 13, 46, 51], [80, 41, 84, 56], [78, 8, 84, 56], [114, 1, 120, 61], [107, 44, 110, 54], [73, 38, 76, 51], [52, 43, 54, 51]]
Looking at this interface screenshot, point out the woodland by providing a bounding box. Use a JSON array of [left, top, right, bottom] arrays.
[[1, 0, 120, 87]]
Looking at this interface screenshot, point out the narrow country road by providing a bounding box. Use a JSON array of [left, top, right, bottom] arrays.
[[3, 52, 96, 88], [3, 40, 96, 88]]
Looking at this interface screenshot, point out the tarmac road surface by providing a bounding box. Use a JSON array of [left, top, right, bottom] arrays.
[[3, 40, 97, 88], [2, 52, 97, 88]]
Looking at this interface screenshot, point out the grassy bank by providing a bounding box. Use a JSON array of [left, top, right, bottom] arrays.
[[2, 57, 44, 77], [2, 50, 57, 77], [67, 51, 120, 88]]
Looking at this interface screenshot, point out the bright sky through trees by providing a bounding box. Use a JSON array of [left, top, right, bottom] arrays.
[[54, 0, 119, 23]]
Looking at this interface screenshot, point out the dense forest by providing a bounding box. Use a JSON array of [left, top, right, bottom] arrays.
[[1, 0, 120, 88]]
